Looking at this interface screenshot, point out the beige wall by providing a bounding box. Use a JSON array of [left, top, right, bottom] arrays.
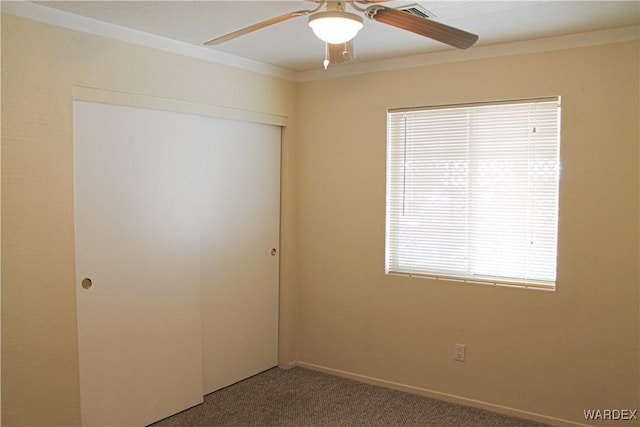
[[1, 13, 297, 426], [294, 42, 639, 425], [0, 11, 3, 424]]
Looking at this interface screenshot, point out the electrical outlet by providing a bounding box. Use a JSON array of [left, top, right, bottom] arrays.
[[455, 343, 466, 362]]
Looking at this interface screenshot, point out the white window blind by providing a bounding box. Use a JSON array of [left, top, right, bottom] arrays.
[[385, 98, 560, 290]]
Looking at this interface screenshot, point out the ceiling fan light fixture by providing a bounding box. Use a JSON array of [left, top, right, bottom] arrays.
[[308, 10, 364, 44]]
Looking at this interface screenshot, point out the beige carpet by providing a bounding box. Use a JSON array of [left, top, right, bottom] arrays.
[[150, 367, 552, 427]]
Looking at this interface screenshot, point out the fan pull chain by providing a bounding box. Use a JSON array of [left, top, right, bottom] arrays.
[[323, 43, 329, 70]]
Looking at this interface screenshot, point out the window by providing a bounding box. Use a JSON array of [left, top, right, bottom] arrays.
[[385, 98, 560, 290]]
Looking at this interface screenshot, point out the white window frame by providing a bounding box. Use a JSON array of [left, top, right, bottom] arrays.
[[385, 97, 561, 291]]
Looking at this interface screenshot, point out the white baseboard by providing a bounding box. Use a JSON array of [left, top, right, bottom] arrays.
[[279, 361, 298, 370], [287, 361, 590, 427]]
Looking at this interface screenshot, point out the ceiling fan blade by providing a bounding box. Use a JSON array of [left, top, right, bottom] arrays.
[[365, 6, 478, 49], [329, 40, 355, 65], [204, 9, 315, 46]]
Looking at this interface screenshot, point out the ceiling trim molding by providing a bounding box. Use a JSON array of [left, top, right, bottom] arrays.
[[3, 2, 638, 83], [1, 0, 298, 81], [297, 25, 640, 81]]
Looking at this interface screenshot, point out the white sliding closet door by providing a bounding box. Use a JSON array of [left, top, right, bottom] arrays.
[[74, 102, 203, 426], [74, 100, 281, 425], [200, 118, 281, 394]]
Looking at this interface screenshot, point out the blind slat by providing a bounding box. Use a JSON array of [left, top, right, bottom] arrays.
[[385, 98, 560, 290]]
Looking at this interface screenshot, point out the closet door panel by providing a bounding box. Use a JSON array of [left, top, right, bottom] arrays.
[[200, 117, 281, 394], [74, 101, 203, 426]]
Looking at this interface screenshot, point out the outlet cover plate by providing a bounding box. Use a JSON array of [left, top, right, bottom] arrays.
[[455, 343, 466, 362]]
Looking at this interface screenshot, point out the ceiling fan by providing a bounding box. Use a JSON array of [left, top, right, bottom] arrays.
[[203, 1, 478, 69]]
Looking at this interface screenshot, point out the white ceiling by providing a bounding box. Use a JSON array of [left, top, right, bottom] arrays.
[[26, 1, 640, 72]]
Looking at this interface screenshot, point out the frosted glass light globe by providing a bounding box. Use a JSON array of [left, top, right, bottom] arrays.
[[308, 11, 364, 44]]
